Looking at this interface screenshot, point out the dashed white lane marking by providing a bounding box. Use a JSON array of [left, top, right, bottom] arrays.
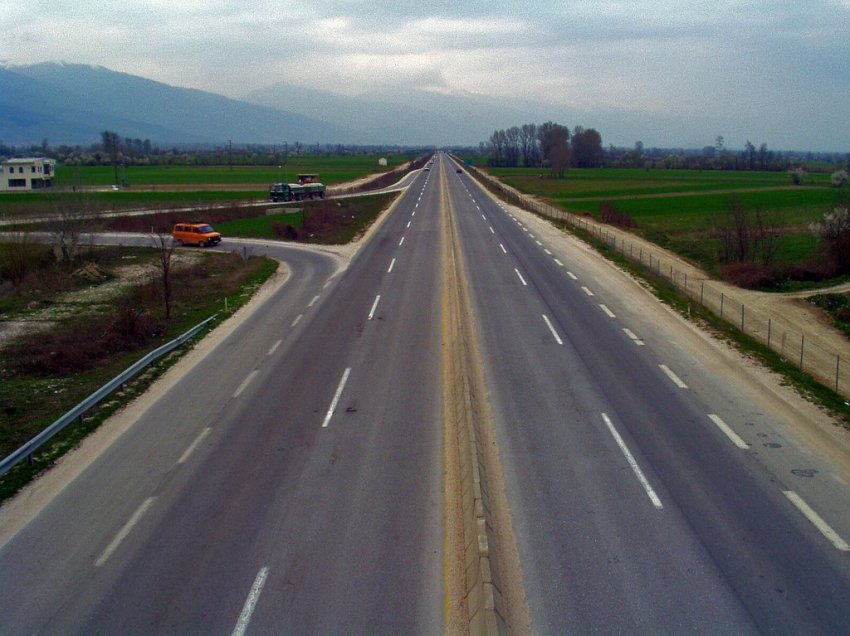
[[602, 414, 664, 510], [514, 268, 528, 286], [368, 294, 381, 320], [489, 226, 495, 234], [544, 248, 552, 255], [542, 314, 563, 345], [567, 271, 577, 280], [707, 414, 749, 449], [322, 367, 352, 428], [659, 364, 688, 389], [95, 497, 156, 567], [581, 286, 594, 296], [623, 328, 645, 346], [535, 240, 543, 246], [599, 304, 616, 318], [412, 210, 416, 216], [267, 339, 282, 356], [178, 427, 211, 464], [308, 295, 320, 308], [783, 491, 850, 551], [406, 220, 411, 228], [529, 233, 535, 238], [481, 213, 486, 220], [399, 236, 405, 246], [291, 313, 303, 327], [233, 370, 259, 398], [500, 243, 507, 254], [555, 259, 564, 267], [388, 257, 396, 273], [232, 566, 270, 636]]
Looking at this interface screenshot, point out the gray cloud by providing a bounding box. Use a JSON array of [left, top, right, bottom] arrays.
[[2, 0, 848, 149]]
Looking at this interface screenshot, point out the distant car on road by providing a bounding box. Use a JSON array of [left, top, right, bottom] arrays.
[[172, 222, 222, 247], [456, 168, 462, 173]]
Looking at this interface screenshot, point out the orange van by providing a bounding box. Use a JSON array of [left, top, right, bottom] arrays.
[[172, 222, 222, 247]]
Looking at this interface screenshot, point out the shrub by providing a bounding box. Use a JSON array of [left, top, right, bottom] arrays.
[[599, 202, 636, 227], [718, 262, 777, 288]]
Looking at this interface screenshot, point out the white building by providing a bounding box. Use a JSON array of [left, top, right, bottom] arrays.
[[0, 158, 56, 192]]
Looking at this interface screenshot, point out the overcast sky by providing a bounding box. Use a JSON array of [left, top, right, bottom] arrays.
[[2, 1, 849, 150]]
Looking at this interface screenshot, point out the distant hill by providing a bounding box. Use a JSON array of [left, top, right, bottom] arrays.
[[244, 82, 547, 147], [0, 62, 359, 145]]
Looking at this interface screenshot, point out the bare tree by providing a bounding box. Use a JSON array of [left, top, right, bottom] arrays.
[[47, 196, 96, 269], [717, 197, 780, 265], [150, 232, 178, 319]]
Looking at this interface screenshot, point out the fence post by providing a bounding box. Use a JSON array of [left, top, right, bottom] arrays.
[[701, 281, 704, 304], [721, 292, 725, 318], [800, 335, 805, 369], [741, 305, 745, 331], [837, 355, 841, 393], [768, 318, 772, 348]]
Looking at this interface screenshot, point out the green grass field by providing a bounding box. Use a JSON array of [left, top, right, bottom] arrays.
[[214, 211, 304, 239], [486, 166, 847, 278], [52, 153, 415, 187]]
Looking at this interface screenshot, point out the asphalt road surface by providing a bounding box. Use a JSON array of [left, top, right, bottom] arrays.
[[0, 168, 444, 634], [2, 154, 850, 634], [447, 155, 850, 634]]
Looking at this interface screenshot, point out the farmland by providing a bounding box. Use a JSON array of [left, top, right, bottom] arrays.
[[0, 153, 417, 218], [52, 153, 415, 188], [486, 166, 847, 280]]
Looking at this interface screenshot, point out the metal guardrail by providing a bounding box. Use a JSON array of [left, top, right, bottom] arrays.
[[0, 314, 218, 477]]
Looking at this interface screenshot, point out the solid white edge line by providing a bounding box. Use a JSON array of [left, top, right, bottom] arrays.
[[542, 314, 563, 345], [267, 339, 282, 356], [659, 364, 688, 389], [514, 268, 528, 286], [399, 236, 405, 246], [95, 497, 156, 567], [567, 271, 577, 280], [602, 414, 663, 509], [599, 304, 616, 318], [387, 257, 396, 273], [233, 370, 259, 398], [368, 294, 381, 320], [581, 286, 594, 296], [232, 566, 271, 636], [291, 313, 303, 327], [707, 414, 749, 449], [500, 243, 507, 254], [308, 294, 320, 308], [178, 427, 211, 464], [783, 491, 850, 551], [322, 367, 351, 428]]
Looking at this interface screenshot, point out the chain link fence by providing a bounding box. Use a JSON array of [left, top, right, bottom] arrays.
[[465, 164, 850, 398]]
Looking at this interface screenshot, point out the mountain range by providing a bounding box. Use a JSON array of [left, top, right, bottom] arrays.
[[0, 61, 771, 150], [0, 62, 568, 148], [0, 62, 358, 146]]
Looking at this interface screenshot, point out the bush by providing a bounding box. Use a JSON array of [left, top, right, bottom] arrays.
[[718, 262, 777, 288], [600, 202, 636, 227]]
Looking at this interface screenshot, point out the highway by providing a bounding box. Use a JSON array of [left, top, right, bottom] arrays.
[[447, 155, 850, 633], [0, 167, 444, 633], [1, 153, 850, 634]]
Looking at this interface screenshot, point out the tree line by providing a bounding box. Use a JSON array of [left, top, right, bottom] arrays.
[[485, 122, 604, 175]]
